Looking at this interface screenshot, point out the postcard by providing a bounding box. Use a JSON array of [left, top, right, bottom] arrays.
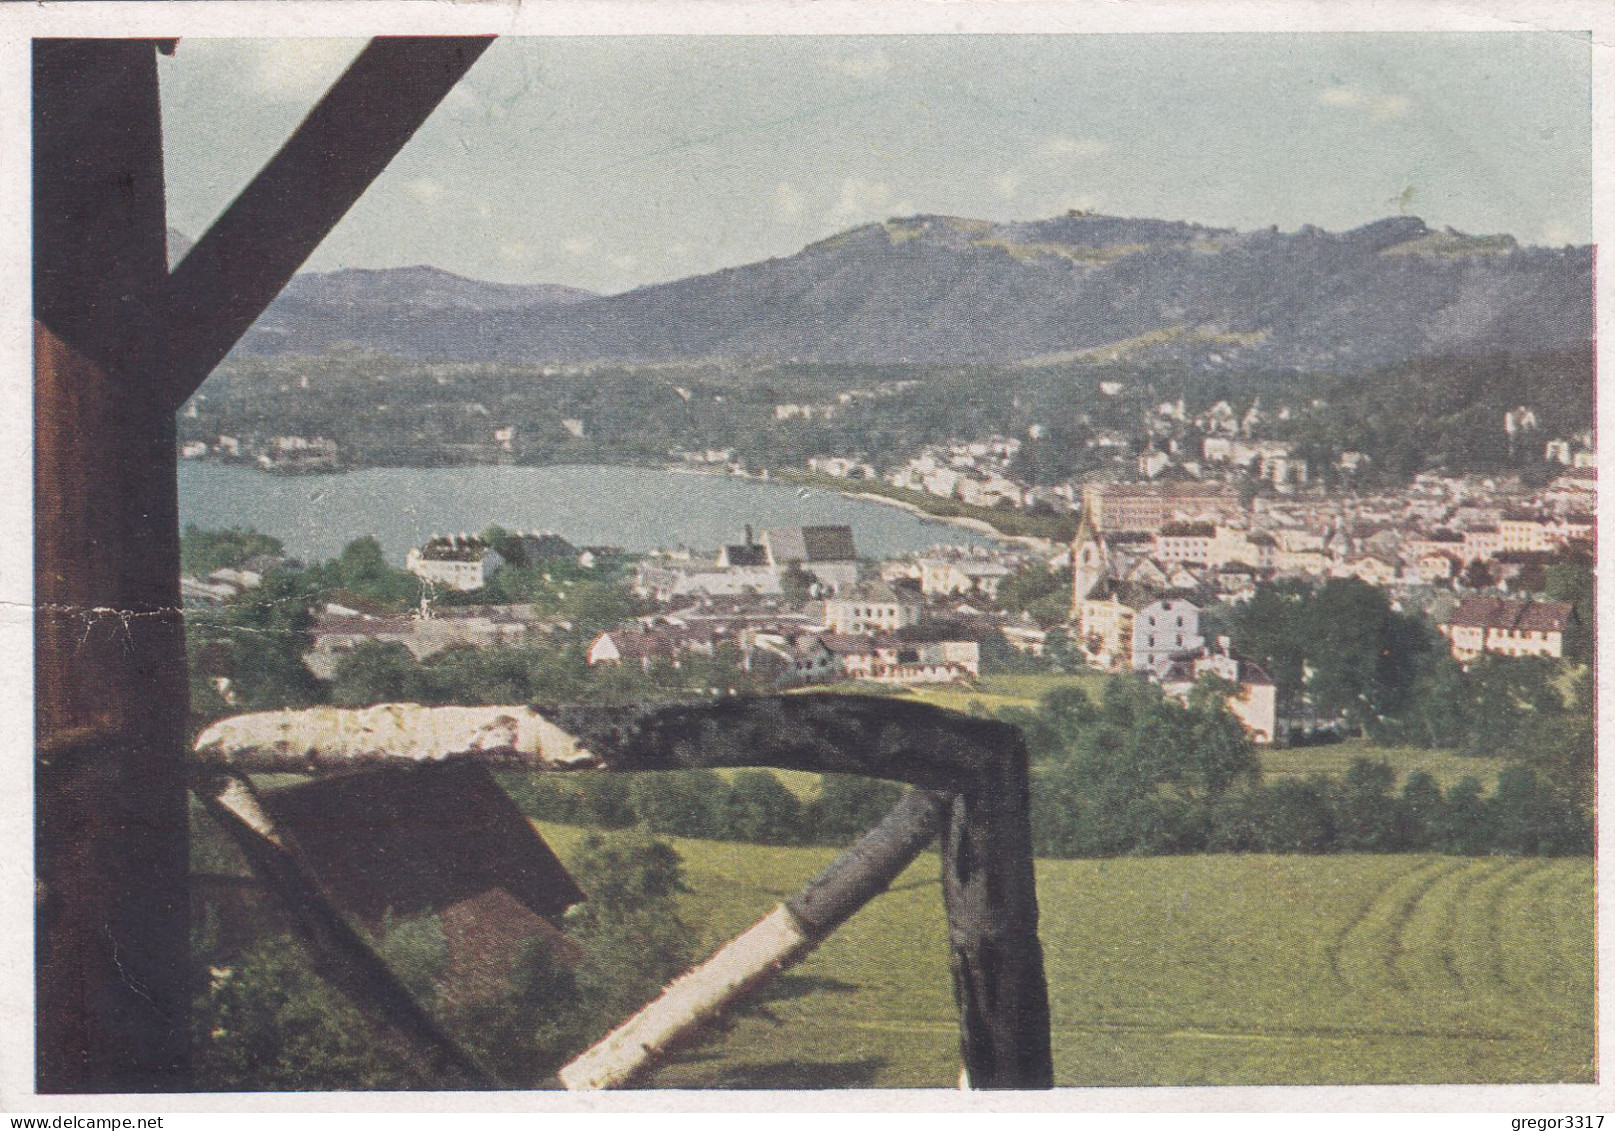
[[3, 0, 1611, 1119]]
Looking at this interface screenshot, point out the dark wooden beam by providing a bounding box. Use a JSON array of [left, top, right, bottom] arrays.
[[35, 35, 493, 1093], [158, 35, 493, 412], [937, 737, 1055, 1089], [34, 39, 189, 1094], [196, 774, 499, 1088]]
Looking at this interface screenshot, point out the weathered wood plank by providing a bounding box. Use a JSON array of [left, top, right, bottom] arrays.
[[196, 696, 1021, 790], [34, 39, 189, 1094], [193, 703, 598, 774], [938, 743, 1055, 1088], [559, 789, 947, 1090]]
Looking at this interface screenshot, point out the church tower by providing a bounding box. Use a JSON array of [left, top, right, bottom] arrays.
[[1070, 507, 1109, 617]]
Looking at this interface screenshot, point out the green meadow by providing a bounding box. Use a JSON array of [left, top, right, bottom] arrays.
[[539, 825, 1595, 1088]]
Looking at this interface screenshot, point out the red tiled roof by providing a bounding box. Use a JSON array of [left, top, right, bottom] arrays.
[[1444, 595, 1572, 634], [1515, 600, 1573, 633], [1159, 521, 1216, 538]]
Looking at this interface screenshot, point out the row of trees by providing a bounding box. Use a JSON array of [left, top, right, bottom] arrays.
[[1010, 678, 1589, 859], [505, 768, 905, 850], [1226, 568, 1592, 733]]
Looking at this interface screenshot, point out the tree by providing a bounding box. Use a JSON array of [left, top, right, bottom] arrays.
[[453, 830, 696, 1083], [1432, 776, 1493, 855], [330, 641, 418, 706], [629, 770, 727, 839], [1301, 579, 1431, 733], [313, 535, 422, 608], [805, 773, 903, 843], [1460, 558, 1495, 591], [1333, 758, 1403, 852], [1399, 771, 1445, 852], [1487, 765, 1582, 856], [996, 565, 1075, 627], [1235, 578, 1430, 734], [1260, 777, 1337, 854], [194, 934, 421, 1090], [721, 770, 803, 845], [779, 561, 816, 605], [1542, 562, 1594, 665], [215, 569, 325, 710], [1185, 676, 1262, 797], [181, 524, 285, 577], [566, 830, 697, 1034], [1230, 579, 1311, 712]]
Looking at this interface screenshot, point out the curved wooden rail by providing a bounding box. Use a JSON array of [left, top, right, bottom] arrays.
[[194, 695, 1054, 1089]]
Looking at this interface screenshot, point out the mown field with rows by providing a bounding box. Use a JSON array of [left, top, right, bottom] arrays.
[[537, 825, 1594, 1088]]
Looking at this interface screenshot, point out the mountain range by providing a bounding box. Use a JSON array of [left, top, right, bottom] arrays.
[[212, 212, 1593, 372]]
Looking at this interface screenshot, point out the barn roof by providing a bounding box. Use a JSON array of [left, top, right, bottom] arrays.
[[765, 524, 857, 563], [260, 760, 584, 930]]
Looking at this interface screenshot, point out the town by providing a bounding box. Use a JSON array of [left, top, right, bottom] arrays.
[[182, 424, 1593, 753]]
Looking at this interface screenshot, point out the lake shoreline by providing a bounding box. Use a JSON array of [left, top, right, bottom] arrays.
[[178, 461, 1002, 565]]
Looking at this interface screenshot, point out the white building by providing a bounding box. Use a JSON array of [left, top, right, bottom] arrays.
[[1131, 597, 1203, 675], [406, 535, 505, 591], [823, 581, 924, 635]]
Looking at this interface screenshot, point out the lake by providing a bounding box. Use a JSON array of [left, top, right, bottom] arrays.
[[177, 463, 997, 566]]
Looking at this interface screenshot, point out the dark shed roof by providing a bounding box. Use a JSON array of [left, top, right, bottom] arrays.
[[261, 760, 584, 930]]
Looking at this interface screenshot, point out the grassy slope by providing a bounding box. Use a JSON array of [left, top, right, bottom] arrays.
[[539, 825, 1594, 1088], [1262, 741, 1508, 791]]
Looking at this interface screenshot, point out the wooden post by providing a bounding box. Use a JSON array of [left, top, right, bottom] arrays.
[[34, 40, 190, 1094], [938, 737, 1054, 1089], [34, 35, 492, 1092], [157, 37, 494, 411], [559, 789, 947, 1090], [195, 774, 499, 1089]]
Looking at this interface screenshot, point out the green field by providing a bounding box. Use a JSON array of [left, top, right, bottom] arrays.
[[1262, 740, 1508, 790], [538, 825, 1595, 1088]]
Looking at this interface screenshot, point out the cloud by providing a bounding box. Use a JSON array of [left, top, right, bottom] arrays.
[[1319, 85, 1412, 119], [563, 236, 595, 257], [775, 182, 805, 220], [405, 178, 445, 206], [830, 176, 911, 224], [823, 47, 892, 80], [498, 242, 534, 264], [1537, 223, 1578, 247], [1035, 135, 1110, 161], [242, 40, 366, 103], [995, 172, 1023, 200]]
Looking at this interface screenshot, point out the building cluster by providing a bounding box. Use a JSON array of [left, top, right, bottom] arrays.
[[632, 524, 859, 602], [303, 599, 571, 680], [800, 392, 1596, 537], [1066, 468, 1594, 739], [1437, 595, 1575, 662], [403, 530, 594, 592], [592, 525, 1051, 687], [181, 433, 341, 473], [882, 436, 1032, 509]]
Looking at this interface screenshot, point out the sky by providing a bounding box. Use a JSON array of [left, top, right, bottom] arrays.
[[156, 33, 1593, 296]]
